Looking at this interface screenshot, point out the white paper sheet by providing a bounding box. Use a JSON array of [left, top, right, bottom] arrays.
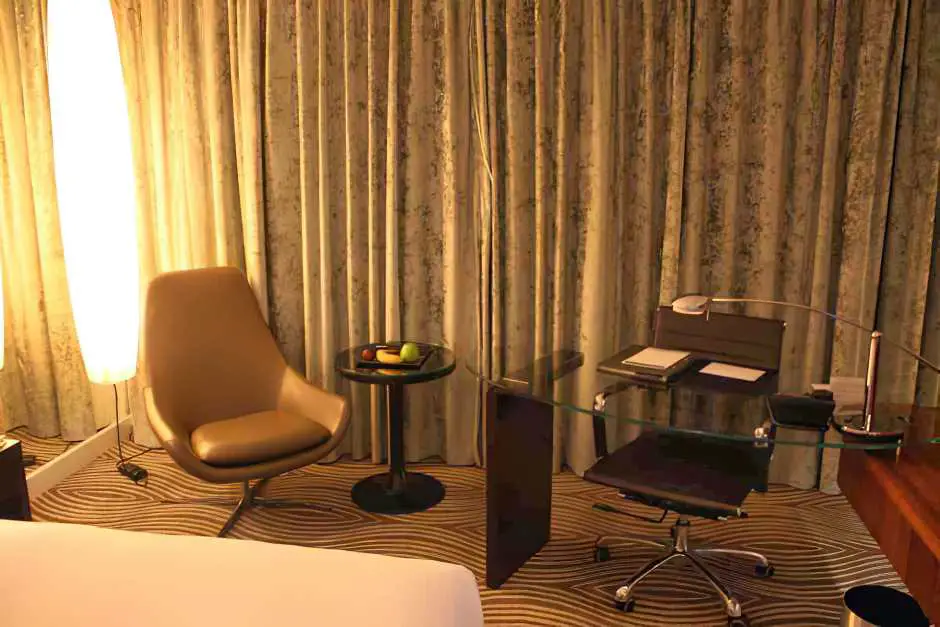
[[699, 361, 765, 382], [622, 347, 690, 370]]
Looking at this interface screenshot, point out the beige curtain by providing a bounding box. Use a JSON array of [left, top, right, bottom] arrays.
[[0, 0, 128, 440], [258, 0, 481, 463], [111, 0, 483, 463], [483, 0, 940, 491]]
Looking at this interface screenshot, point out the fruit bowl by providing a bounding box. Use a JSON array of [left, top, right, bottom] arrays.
[[355, 342, 433, 370]]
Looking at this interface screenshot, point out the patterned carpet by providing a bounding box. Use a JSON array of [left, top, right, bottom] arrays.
[[30, 443, 903, 626]]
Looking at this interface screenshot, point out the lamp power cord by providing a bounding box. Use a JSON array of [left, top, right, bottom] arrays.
[[113, 383, 150, 486]]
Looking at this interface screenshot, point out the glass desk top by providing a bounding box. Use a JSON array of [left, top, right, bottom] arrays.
[[468, 349, 940, 451]]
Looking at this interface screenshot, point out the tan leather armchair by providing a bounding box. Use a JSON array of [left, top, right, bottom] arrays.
[[142, 267, 348, 536]]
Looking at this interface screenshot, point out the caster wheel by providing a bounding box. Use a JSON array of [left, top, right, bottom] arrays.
[[594, 546, 611, 562], [614, 598, 636, 612], [728, 615, 750, 627], [754, 563, 775, 578]]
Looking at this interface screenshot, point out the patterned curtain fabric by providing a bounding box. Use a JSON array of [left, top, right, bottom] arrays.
[[0, 0, 124, 440], [111, 0, 483, 463], [256, 0, 482, 463], [482, 0, 940, 491]]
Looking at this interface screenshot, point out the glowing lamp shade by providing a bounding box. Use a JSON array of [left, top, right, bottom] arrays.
[[47, 0, 139, 384]]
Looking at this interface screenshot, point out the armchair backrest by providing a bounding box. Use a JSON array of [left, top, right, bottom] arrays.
[[142, 267, 287, 434]]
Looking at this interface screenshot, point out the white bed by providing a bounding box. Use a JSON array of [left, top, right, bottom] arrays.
[[0, 520, 483, 627]]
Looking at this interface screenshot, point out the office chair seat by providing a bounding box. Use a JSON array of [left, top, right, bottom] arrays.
[[585, 431, 775, 625], [582, 306, 783, 624], [585, 431, 763, 520]]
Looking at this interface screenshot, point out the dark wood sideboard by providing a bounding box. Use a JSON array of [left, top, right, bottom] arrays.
[[838, 406, 940, 623], [0, 438, 31, 521]]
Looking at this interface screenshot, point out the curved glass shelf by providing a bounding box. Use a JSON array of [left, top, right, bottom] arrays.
[[468, 350, 940, 451]]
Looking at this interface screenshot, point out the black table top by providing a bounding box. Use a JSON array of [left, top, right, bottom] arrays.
[[334, 342, 456, 385]]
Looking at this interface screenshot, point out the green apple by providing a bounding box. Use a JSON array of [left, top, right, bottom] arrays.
[[400, 342, 420, 362]]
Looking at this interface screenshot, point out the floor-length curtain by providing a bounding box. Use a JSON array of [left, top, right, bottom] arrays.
[[260, 0, 480, 463], [482, 0, 940, 491], [0, 0, 129, 440], [112, 0, 483, 463], [480, 0, 682, 473]]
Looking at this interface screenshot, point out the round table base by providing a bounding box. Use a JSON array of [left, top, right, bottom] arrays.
[[351, 472, 445, 514]]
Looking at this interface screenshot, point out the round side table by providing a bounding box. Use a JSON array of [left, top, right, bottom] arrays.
[[334, 343, 456, 514]]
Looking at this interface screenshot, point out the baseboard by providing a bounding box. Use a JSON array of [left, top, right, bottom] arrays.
[[27, 414, 134, 500]]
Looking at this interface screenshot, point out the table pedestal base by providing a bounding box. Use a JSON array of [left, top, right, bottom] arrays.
[[351, 472, 445, 514]]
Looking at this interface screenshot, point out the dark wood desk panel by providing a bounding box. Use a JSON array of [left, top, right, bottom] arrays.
[[485, 388, 554, 588]]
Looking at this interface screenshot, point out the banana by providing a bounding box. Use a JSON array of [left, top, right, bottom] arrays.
[[376, 349, 402, 364]]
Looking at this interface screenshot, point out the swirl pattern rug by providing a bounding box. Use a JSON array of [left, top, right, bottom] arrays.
[[31, 443, 902, 626]]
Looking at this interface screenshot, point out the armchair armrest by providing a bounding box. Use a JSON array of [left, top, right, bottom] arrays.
[[143, 386, 208, 477], [277, 367, 349, 438]]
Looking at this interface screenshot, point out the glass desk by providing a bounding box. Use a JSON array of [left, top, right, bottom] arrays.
[[470, 349, 940, 588]]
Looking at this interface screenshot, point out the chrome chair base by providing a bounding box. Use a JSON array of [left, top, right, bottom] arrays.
[[160, 478, 331, 537], [595, 516, 773, 623]]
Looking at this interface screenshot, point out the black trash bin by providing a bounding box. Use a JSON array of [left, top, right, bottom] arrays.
[[841, 585, 928, 627]]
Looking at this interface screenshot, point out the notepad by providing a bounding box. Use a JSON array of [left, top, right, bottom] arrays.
[[622, 347, 691, 370], [699, 362, 766, 382]]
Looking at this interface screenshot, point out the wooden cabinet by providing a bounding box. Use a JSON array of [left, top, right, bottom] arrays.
[[839, 440, 940, 623]]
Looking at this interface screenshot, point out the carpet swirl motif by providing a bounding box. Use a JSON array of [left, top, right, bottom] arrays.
[[31, 444, 902, 626]]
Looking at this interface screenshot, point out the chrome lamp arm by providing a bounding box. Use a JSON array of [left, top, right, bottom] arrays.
[[706, 297, 940, 374]]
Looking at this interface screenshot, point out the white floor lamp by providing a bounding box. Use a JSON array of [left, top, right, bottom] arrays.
[[672, 294, 940, 441], [47, 0, 145, 481]]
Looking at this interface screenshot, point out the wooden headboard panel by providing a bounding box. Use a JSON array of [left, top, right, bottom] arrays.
[[652, 305, 786, 372]]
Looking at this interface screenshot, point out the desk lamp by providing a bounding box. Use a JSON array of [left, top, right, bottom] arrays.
[[671, 295, 940, 440]]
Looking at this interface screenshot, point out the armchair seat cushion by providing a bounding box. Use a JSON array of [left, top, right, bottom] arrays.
[[191, 410, 331, 466]]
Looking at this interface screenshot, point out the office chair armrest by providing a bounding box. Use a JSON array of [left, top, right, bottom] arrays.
[[278, 368, 349, 437], [591, 381, 640, 459]]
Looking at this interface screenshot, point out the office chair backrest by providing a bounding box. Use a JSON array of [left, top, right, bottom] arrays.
[[652, 305, 785, 372], [142, 266, 289, 433]]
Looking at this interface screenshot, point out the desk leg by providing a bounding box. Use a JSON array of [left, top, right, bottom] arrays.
[[351, 383, 445, 514], [486, 388, 553, 588]]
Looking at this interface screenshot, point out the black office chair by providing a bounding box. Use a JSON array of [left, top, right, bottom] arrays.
[[585, 306, 786, 627]]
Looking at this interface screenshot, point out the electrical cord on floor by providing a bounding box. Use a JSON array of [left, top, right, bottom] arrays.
[[113, 383, 149, 486], [119, 446, 162, 465]]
